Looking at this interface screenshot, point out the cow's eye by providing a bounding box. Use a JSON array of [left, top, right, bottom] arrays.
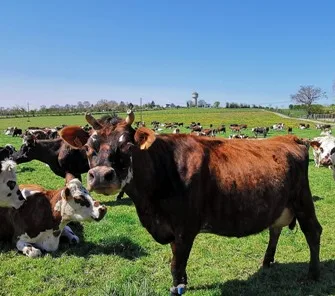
[[320, 148, 324, 153]]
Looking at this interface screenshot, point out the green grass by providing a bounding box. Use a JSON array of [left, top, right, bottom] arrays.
[[0, 108, 335, 296]]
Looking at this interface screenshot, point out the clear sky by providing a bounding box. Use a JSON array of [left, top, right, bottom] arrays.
[[1, 0, 334, 110]]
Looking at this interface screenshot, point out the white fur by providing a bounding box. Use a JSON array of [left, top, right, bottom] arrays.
[[17, 229, 60, 254], [0, 160, 24, 209], [121, 157, 133, 189]]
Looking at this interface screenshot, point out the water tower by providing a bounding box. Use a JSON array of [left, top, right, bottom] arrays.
[[192, 92, 199, 107]]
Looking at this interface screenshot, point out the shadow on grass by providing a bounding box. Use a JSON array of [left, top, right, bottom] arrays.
[[56, 222, 146, 259], [58, 235, 147, 260], [17, 166, 36, 173], [103, 196, 134, 207], [189, 260, 335, 296], [313, 195, 324, 202]]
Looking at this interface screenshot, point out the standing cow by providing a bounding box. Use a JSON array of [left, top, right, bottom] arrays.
[[60, 111, 322, 295]]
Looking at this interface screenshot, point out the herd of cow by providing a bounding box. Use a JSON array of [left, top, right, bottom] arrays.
[[1, 111, 335, 295]]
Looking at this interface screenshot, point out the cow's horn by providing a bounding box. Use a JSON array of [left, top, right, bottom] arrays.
[[125, 109, 135, 125], [85, 113, 102, 130]]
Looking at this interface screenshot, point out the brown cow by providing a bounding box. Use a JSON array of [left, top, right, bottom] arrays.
[[0, 177, 107, 258], [60, 111, 322, 295]]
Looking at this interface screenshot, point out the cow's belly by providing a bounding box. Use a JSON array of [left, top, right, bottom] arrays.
[[18, 229, 60, 252]]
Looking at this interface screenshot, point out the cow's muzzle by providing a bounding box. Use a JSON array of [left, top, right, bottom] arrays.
[[87, 166, 120, 195]]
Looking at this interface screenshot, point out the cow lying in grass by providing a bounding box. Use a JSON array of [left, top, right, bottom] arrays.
[[0, 177, 107, 258]]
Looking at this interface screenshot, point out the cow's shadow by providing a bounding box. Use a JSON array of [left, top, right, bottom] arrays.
[[17, 166, 36, 173], [103, 196, 133, 207], [189, 260, 335, 296], [56, 222, 147, 260], [313, 195, 324, 202]]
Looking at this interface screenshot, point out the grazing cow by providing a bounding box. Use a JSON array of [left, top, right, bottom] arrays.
[[0, 177, 107, 258], [287, 127, 293, 134], [252, 127, 269, 138], [299, 123, 310, 130], [59, 111, 322, 295], [0, 158, 25, 209], [12, 135, 89, 181], [310, 136, 335, 167], [12, 127, 23, 137], [172, 128, 180, 134]]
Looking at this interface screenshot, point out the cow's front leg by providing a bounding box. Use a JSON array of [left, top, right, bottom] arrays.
[[169, 237, 194, 295], [61, 225, 79, 244], [16, 240, 42, 258]]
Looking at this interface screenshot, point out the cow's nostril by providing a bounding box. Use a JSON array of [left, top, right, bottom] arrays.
[[104, 170, 114, 182]]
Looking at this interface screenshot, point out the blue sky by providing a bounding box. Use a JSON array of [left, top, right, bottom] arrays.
[[0, 0, 334, 109]]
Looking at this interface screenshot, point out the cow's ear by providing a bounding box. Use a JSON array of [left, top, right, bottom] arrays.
[[61, 187, 71, 200], [134, 127, 156, 150], [59, 126, 90, 149], [310, 141, 321, 150]]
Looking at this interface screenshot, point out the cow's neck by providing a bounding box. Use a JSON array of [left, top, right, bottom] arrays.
[[51, 191, 68, 230], [33, 139, 62, 163]]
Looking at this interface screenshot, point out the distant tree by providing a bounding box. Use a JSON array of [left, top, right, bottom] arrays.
[[290, 85, 327, 116], [186, 100, 193, 107], [213, 101, 220, 108], [289, 104, 294, 110], [198, 100, 206, 107]]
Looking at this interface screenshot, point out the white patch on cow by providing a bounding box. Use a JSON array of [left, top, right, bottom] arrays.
[[21, 188, 41, 199], [17, 229, 60, 253], [271, 208, 294, 228], [91, 132, 98, 142], [0, 160, 24, 209], [119, 134, 125, 143], [121, 156, 133, 189]]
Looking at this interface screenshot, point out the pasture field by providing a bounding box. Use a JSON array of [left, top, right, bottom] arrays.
[[0, 108, 335, 296]]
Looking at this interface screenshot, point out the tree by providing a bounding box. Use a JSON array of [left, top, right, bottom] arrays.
[[198, 100, 206, 107], [213, 101, 220, 108], [290, 85, 327, 116]]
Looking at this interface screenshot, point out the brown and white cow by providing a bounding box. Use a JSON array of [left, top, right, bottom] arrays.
[[0, 177, 107, 258], [60, 111, 322, 295]]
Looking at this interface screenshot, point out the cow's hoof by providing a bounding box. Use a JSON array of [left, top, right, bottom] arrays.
[[170, 284, 186, 295], [26, 247, 42, 258], [70, 235, 80, 245]]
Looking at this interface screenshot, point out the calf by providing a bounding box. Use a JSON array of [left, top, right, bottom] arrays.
[[60, 111, 322, 294], [0, 178, 107, 258]]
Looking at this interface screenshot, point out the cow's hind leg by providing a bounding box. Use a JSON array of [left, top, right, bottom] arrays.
[[263, 227, 282, 267], [296, 211, 322, 280], [16, 240, 42, 258], [169, 238, 194, 295]]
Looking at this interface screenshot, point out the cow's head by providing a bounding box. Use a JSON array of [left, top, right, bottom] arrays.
[[0, 159, 25, 209], [60, 110, 155, 195], [58, 178, 107, 222], [12, 135, 37, 163], [310, 136, 335, 166]]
